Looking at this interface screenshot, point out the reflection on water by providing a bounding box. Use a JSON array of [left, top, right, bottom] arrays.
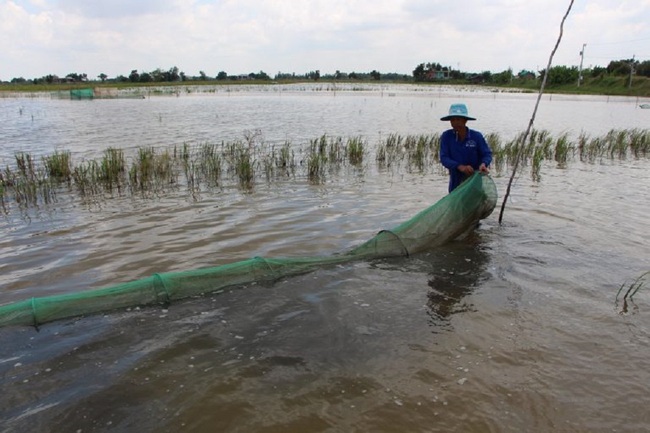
[[426, 238, 490, 323]]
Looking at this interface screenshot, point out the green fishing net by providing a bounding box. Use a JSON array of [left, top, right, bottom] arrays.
[[0, 173, 497, 328]]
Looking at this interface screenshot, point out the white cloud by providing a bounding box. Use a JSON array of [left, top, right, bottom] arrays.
[[1, 0, 649, 80], [55, 0, 177, 19]]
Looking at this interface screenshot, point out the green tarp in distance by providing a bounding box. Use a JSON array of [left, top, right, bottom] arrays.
[[70, 88, 95, 99], [0, 173, 498, 329]]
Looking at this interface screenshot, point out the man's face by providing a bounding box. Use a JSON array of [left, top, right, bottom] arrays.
[[450, 117, 468, 132]]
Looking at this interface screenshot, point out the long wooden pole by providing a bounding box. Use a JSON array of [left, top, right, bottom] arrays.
[[498, 0, 575, 225]]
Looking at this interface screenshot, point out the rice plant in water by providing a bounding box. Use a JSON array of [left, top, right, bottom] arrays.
[[154, 149, 176, 185], [306, 137, 330, 181], [376, 134, 404, 168], [198, 143, 222, 186], [43, 150, 72, 183], [129, 147, 155, 191], [226, 142, 255, 189], [608, 130, 629, 159], [99, 147, 126, 192], [72, 161, 101, 196], [579, 135, 604, 162], [260, 147, 276, 181], [1, 128, 649, 214], [9, 153, 54, 205], [628, 129, 649, 157], [328, 137, 345, 165], [554, 133, 572, 166], [404, 135, 431, 172], [346, 137, 365, 165], [486, 132, 506, 174], [531, 145, 545, 182], [15, 152, 36, 181], [276, 141, 295, 177]]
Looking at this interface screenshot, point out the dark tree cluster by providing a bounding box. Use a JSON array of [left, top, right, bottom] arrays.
[[606, 59, 650, 77], [10, 72, 89, 85], [2, 57, 648, 87]]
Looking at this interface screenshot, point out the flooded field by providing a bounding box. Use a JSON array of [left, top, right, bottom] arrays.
[[1, 84, 649, 432]]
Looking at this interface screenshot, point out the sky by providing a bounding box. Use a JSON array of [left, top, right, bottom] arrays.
[[1, 0, 649, 81]]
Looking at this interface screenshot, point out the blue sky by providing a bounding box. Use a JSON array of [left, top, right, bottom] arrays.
[[1, 0, 649, 80]]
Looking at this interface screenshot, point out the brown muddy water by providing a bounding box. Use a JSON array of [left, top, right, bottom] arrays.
[[1, 84, 650, 432]]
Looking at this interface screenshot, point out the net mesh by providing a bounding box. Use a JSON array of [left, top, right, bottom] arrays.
[[0, 173, 497, 328], [70, 88, 95, 99]]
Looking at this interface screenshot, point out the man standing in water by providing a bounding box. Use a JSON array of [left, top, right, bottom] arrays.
[[439, 103, 492, 192]]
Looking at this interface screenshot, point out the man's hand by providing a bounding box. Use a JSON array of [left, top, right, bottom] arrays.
[[458, 165, 474, 176], [479, 163, 489, 174]]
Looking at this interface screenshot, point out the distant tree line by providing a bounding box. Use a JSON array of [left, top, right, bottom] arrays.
[[3, 58, 649, 86], [412, 58, 650, 86]]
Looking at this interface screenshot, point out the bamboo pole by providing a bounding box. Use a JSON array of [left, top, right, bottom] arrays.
[[498, 0, 575, 224]]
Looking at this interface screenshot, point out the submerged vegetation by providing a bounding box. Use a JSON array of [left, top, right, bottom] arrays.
[[0, 128, 648, 214], [616, 271, 649, 314]]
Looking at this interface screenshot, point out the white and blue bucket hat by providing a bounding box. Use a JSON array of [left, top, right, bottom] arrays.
[[440, 103, 476, 121]]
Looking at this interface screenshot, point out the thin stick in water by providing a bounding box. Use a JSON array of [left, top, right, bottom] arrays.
[[498, 0, 575, 224]]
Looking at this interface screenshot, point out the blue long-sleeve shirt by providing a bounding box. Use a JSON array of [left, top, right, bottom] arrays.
[[440, 127, 492, 192]]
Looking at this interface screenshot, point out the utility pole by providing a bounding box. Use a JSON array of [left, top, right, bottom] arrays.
[[628, 54, 635, 89], [577, 43, 586, 87]]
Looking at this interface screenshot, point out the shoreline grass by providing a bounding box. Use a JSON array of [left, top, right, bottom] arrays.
[[0, 128, 648, 214], [2, 76, 650, 97]]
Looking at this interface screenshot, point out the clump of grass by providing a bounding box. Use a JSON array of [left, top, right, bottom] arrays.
[[72, 160, 101, 196], [277, 141, 295, 176], [538, 132, 554, 161], [502, 136, 520, 167], [346, 137, 365, 165], [99, 147, 126, 192], [578, 134, 603, 162], [487, 132, 506, 174], [12, 173, 38, 204], [129, 147, 155, 191], [261, 147, 275, 181], [127, 146, 177, 193], [314, 135, 328, 158], [43, 150, 72, 182], [378, 133, 439, 172], [328, 137, 344, 165], [405, 135, 436, 172], [554, 133, 573, 166], [226, 142, 255, 189], [2, 167, 14, 193], [184, 160, 200, 192], [5, 153, 55, 205], [608, 129, 629, 159], [180, 142, 191, 163], [15, 152, 36, 180], [1, 128, 649, 214], [155, 149, 176, 184], [628, 128, 649, 157], [307, 137, 327, 182], [377, 134, 404, 168], [198, 143, 222, 185], [307, 152, 325, 181]]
